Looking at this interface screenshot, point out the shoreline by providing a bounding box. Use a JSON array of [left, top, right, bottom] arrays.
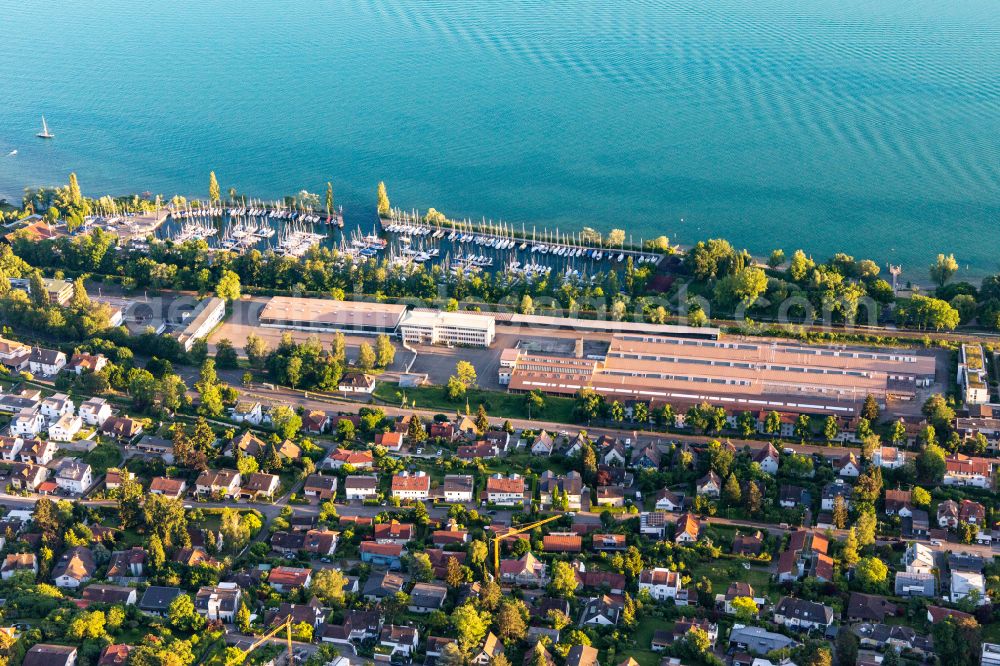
[[2, 183, 975, 288]]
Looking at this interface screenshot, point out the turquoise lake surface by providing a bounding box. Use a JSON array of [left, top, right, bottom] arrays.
[[0, 0, 998, 277]]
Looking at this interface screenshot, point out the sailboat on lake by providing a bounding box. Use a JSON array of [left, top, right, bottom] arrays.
[[36, 116, 54, 139]]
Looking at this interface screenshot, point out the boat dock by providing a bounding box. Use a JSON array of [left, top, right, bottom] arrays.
[[380, 210, 663, 267]]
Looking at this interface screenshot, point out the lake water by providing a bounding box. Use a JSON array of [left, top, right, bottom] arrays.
[[1, 0, 998, 278]]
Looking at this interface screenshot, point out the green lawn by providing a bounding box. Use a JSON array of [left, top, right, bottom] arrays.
[[374, 382, 577, 424], [688, 561, 777, 601], [84, 442, 123, 475], [629, 620, 674, 666]]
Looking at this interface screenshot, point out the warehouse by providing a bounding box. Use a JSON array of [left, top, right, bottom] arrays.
[[398, 309, 496, 347], [259, 296, 407, 335], [175, 297, 226, 351], [494, 311, 720, 340], [504, 333, 936, 417]]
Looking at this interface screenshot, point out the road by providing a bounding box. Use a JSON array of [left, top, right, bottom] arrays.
[[230, 380, 896, 464]]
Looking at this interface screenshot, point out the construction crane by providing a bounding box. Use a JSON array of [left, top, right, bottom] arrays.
[[233, 617, 294, 666], [492, 513, 566, 579]]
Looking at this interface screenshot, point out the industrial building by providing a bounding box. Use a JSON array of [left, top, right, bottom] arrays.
[[398, 309, 495, 347], [492, 311, 720, 340], [503, 333, 936, 417], [259, 297, 408, 335], [175, 297, 227, 351]]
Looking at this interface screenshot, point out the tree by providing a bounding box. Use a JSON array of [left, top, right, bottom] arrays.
[[245, 334, 269, 368], [473, 404, 490, 433], [610, 400, 625, 422], [325, 182, 334, 217], [842, 528, 859, 567], [215, 338, 240, 369], [744, 481, 763, 514], [68, 172, 83, 206], [764, 411, 781, 436], [855, 556, 888, 592], [408, 551, 434, 582], [916, 443, 947, 483], [495, 599, 528, 642], [832, 496, 848, 529], [793, 414, 811, 441], [861, 394, 880, 422], [271, 405, 302, 440], [889, 419, 907, 445], [148, 533, 166, 570], [454, 360, 477, 387], [407, 414, 427, 444], [113, 469, 144, 529], [932, 616, 982, 666], [284, 355, 303, 389], [525, 390, 545, 417], [208, 171, 221, 203], [835, 631, 859, 666], [377, 181, 391, 216], [737, 411, 756, 438], [923, 394, 956, 431], [356, 342, 376, 371], [717, 266, 768, 307], [444, 555, 465, 588], [311, 568, 347, 606], [731, 596, 758, 622], [856, 509, 877, 547], [375, 334, 395, 368], [452, 603, 490, 652], [437, 643, 464, 666], [912, 486, 931, 508], [930, 253, 959, 287], [550, 561, 578, 597], [723, 474, 741, 506], [235, 601, 251, 634], [216, 270, 241, 302], [519, 294, 535, 315], [446, 376, 466, 401], [143, 493, 189, 548], [788, 249, 815, 282], [823, 415, 839, 442], [220, 507, 251, 553], [168, 594, 204, 632]]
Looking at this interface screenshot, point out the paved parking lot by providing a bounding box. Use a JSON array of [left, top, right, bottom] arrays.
[[208, 297, 409, 372]]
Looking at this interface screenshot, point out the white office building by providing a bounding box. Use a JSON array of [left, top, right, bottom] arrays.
[[398, 309, 495, 348]]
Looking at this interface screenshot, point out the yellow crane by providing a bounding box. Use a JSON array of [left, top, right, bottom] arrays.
[[492, 513, 565, 579], [233, 617, 294, 665]]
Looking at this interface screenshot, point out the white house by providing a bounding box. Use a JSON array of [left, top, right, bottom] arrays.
[[40, 393, 75, 424], [49, 414, 83, 442], [20, 439, 57, 465], [10, 409, 44, 438], [231, 401, 263, 426], [29, 348, 67, 376], [443, 475, 475, 503], [195, 469, 242, 498], [951, 570, 988, 604], [338, 372, 376, 394], [638, 568, 684, 601], [195, 583, 242, 622], [52, 547, 95, 588], [752, 443, 780, 475], [55, 459, 93, 494], [873, 446, 905, 469], [391, 471, 431, 501], [79, 398, 113, 426], [530, 432, 555, 456], [345, 476, 379, 501], [485, 474, 526, 506]]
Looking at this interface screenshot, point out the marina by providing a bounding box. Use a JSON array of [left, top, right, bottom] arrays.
[[156, 202, 664, 283]]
